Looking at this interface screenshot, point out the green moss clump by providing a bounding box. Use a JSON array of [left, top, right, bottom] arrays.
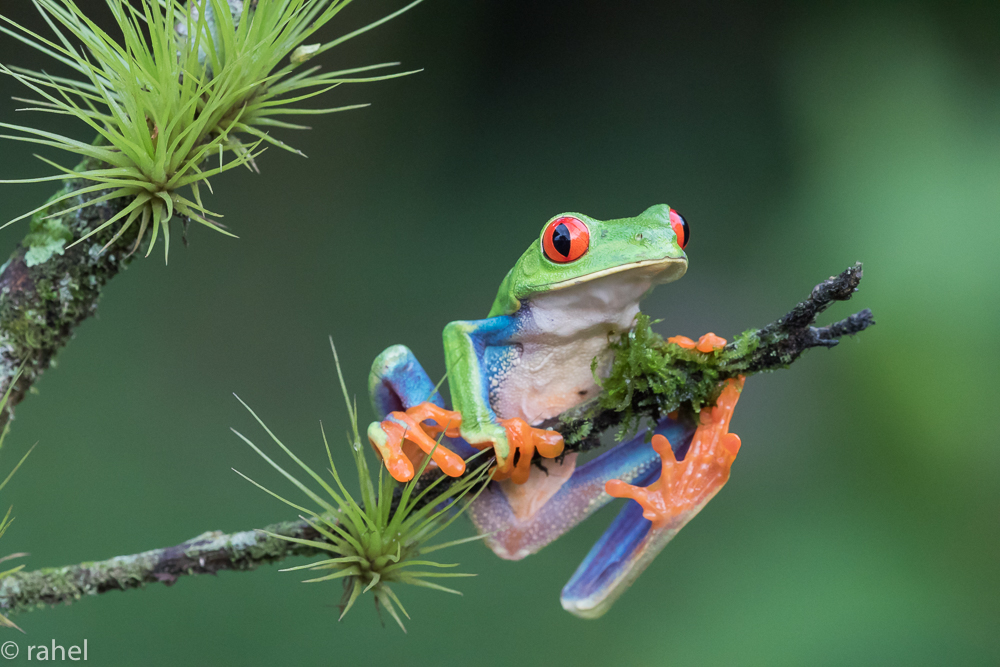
[[594, 313, 763, 440]]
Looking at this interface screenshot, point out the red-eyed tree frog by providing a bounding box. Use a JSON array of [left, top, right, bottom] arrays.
[[366, 204, 744, 618]]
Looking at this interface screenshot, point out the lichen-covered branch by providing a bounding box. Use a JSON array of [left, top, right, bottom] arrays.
[[0, 519, 318, 617], [734, 262, 873, 373], [0, 0, 409, 427], [0, 179, 132, 428], [0, 0, 239, 428], [549, 263, 874, 453]]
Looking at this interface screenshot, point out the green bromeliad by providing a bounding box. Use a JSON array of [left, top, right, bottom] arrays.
[[0, 0, 421, 262]]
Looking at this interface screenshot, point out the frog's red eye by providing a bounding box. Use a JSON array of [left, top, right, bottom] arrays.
[[542, 216, 590, 263], [669, 208, 689, 249]]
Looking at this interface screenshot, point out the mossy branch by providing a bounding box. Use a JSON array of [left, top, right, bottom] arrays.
[[0, 519, 321, 617], [732, 262, 873, 373], [0, 265, 874, 618], [0, 176, 134, 429], [550, 263, 874, 453]]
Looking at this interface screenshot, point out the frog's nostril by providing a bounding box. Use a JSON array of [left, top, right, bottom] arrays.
[[635, 233, 643, 241]]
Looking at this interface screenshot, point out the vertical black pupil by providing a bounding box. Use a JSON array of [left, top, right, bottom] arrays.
[[552, 223, 572, 257]]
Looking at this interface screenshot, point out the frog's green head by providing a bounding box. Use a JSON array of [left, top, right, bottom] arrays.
[[489, 204, 690, 316]]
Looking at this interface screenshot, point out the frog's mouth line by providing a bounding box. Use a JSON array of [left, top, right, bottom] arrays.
[[544, 256, 688, 291]]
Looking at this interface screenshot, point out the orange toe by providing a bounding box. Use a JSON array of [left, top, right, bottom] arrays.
[[369, 419, 415, 483], [667, 335, 697, 349], [407, 402, 463, 439], [492, 418, 565, 485], [696, 332, 727, 353], [722, 433, 741, 457]]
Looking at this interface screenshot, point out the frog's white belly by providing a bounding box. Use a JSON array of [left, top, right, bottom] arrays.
[[493, 272, 654, 425]]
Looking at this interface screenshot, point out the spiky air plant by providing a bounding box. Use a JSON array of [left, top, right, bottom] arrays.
[[0, 0, 420, 262], [231, 342, 491, 632], [0, 374, 34, 633]]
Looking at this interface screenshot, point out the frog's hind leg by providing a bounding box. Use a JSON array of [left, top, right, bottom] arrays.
[[467, 377, 744, 619], [466, 416, 697, 561], [561, 377, 744, 619], [369, 344, 446, 417], [367, 345, 475, 482]]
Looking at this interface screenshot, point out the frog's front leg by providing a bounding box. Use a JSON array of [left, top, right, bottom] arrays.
[[443, 318, 564, 477], [366, 345, 473, 482]]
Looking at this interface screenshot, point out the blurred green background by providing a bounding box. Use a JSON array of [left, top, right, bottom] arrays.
[[1, 0, 998, 664]]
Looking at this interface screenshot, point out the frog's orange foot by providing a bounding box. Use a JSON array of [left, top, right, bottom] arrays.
[[605, 377, 744, 527], [488, 418, 565, 485], [667, 332, 727, 353], [404, 402, 464, 440], [367, 402, 466, 483]]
